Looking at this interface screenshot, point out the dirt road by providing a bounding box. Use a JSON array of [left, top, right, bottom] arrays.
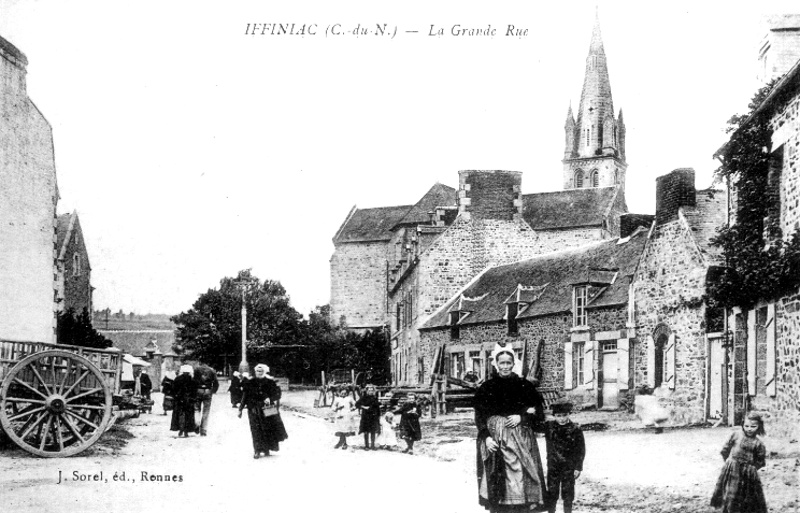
[[1, 394, 479, 513], [1, 390, 797, 513]]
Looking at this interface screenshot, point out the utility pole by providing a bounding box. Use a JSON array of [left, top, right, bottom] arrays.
[[232, 276, 256, 373]]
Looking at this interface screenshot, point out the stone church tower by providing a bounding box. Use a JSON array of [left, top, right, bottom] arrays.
[[563, 14, 627, 193]]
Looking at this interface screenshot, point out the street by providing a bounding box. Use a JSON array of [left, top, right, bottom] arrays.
[[1, 390, 797, 513]]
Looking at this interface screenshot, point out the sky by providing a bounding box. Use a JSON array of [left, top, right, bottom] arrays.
[[0, 0, 796, 318]]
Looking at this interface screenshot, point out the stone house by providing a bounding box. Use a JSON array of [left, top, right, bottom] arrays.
[[0, 35, 59, 344], [631, 168, 727, 425], [419, 225, 649, 409], [718, 57, 800, 437], [330, 16, 630, 385], [55, 211, 94, 316]]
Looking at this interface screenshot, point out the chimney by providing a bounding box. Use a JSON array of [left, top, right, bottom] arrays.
[[655, 168, 696, 225], [457, 170, 523, 221]]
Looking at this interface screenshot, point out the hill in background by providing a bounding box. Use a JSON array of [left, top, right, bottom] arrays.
[[93, 311, 176, 331]]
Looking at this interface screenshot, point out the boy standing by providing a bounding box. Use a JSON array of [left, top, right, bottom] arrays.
[[544, 402, 585, 513]]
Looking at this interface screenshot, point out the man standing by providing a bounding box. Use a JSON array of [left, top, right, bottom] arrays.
[[194, 365, 219, 436]]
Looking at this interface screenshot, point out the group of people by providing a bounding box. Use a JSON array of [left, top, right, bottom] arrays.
[[162, 364, 220, 438], [476, 349, 769, 513], [328, 385, 421, 453]]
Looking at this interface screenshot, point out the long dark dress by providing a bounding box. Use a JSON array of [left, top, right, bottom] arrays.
[[230, 375, 243, 406], [395, 401, 422, 441], [355, 394, 381, 434], [474, 374, 547, 512], [169, 373, 197, 432], [710, 429, 767, 513], [240, 377, 288, 453], [139, 373, 152, 399]]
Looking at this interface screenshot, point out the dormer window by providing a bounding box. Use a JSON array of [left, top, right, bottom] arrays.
[[573, 285, 588, 327], [449, 311, 461, 340], [507, 303, 519, 336]]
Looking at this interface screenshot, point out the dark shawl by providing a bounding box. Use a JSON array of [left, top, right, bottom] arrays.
[[355, 394, 381, 434], [169, 373, 197, 432], [240, 377, 288, 452]]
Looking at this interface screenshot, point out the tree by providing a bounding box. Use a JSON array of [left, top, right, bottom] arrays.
[[171, 269, 304, 370], [56, 308, 112, 349]]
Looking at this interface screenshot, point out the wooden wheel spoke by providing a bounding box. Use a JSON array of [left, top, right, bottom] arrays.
[[61, 415, 85, 443], [11, 378, 48, 400], [19, 411, 48, 440], [63, 370, 90, 398], [65, 387, 103, 403], [57, 357, 71, 394], [65, 410, 100, 431], [68, 404, 106, 410], [39, 415, 54, 451], [50, 357, 56, 390], [5, 397, 46, 405], [30, 366, 52, 396], [8, 406, 46, 423], [54, 416, 65, 451]]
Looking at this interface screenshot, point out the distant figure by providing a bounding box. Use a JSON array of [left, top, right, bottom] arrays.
[[543, 402, 586, 513], [355, 384, 381, 450], [161, 371, 175, 416], [711, 412, 767, 513], [139, 370, 152, 400], [229, 371, 243, 408], [330, 388, 357, 450], [194, 364, 219, 436], [238, 364, 288, 459], [394, 392, 422, 454], [170, 365, 197, 437], [376, 411, 398, 450]]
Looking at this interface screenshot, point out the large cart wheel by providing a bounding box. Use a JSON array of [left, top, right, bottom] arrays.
[[0, 350, 113, 457]]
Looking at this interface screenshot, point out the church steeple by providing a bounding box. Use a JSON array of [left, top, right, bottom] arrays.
[[563, 11, 627, 192]]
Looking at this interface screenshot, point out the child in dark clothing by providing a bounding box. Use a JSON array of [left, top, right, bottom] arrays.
[[394, 393, 422, 454], [544, 402, 585, 513]]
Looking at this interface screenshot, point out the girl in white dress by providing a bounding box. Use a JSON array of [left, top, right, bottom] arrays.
[[330, 388, 357, 449], [376, 411, 398, 450]]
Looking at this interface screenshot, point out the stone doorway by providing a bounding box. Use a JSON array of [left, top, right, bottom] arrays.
[[601, 341, 619, 409]]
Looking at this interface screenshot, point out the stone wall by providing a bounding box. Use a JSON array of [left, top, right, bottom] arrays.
[[769, 92, 800, 238], [329, 241, 388, 329], [633, 215, 710, 425], [419, 304, 628, 409], [535, 227, 605, 254], [0, 36, 58, 343]]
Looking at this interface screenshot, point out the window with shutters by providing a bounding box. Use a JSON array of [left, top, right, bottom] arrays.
[[575, 342, 585, 387], [755, 306, 768, 396], [591, 170, 599, 187], [654, 334, 667, 388]]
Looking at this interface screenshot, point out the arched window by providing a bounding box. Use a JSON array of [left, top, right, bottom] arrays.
[[591, 170, 599, 188], [574, 170, 584, 188], [652, 324, 670, 388]]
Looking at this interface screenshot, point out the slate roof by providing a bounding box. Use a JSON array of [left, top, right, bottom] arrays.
[[681, 188, 726, 265], [56, 213, 72, 253], [394, 183, 457, 228], [333, 205, 412, 243], [522, 186, 619, 230], [421, 228, 648, 330]]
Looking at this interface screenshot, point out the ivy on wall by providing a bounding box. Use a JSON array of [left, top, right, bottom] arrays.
[[708, 78, 800, 309]]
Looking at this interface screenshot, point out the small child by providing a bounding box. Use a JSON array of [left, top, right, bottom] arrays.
[[710, 411, 768, 513], [394, 393, 422, 454], [376, 411, 398, 450], [543, 402, 586, 513], [330, 388, 357, 450]]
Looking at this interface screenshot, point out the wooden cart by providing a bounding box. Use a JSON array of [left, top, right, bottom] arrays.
[[0, 340, 122, 457]]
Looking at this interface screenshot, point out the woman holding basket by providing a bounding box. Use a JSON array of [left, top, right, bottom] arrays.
[[238, 364, 288, 459]]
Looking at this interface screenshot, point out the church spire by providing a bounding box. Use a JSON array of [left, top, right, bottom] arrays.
[[562, 10, 627, 192]]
